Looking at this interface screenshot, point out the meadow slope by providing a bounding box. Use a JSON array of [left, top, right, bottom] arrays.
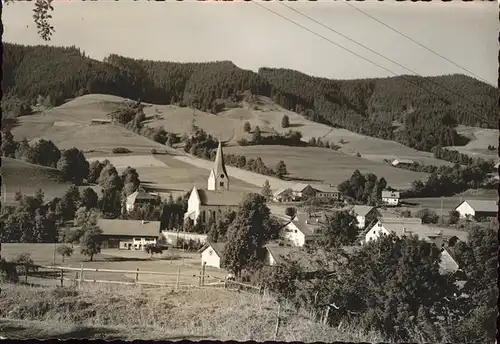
[[0, 283, 385, 342], [10, 94, 435, 192]]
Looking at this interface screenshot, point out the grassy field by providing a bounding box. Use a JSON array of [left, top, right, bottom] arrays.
[[404, 188, 498, 213], [0, 283, 385, 342], [224, 145, 428, 189], [1, 244, 226, 286], [1, 158, 71, 205], [85, 152, 260, 198], [445, 125, 499, 160]]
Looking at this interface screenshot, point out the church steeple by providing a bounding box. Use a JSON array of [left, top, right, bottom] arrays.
[[207, 140, 229, 191]]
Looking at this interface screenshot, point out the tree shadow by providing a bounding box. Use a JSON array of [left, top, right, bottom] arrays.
[[101, 257, 152, 262], [283, 176, 323, 183]]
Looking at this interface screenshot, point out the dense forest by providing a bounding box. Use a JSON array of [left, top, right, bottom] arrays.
[[4, 43, 498, 152]]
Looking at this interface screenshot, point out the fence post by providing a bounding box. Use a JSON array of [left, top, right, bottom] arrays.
[[60, 269, 64, 287], [75, 272, 78, 286], [201, 262, 206, 287], [274, 303, 281, 341], [25, 264, 29, 284], [135, 268, 139, 284], [79, 263, 84, 287], [176, 266, 180, 290]]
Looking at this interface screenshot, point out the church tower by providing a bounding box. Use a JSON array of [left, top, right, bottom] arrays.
[[207, 140, 230, 191]]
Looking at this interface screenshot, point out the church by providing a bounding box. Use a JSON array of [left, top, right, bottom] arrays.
[[184, 141, 247, 225]]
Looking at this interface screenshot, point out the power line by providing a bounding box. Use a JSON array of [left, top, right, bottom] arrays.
[[274, 1, 490, 114], [251, 1, 492, 125], [343, 1, 491, 85]]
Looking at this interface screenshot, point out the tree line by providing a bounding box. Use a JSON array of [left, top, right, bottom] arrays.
[[337, 170, 388, 205], [432, 146, 496, 168], [4, 43, 497, 153]]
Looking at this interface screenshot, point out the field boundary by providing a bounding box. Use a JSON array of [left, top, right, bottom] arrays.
[[4, 262, 262, 293]]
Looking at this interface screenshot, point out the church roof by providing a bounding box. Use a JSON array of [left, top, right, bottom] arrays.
[[196, 189, 246, 206], [213, 141, 228, 178]]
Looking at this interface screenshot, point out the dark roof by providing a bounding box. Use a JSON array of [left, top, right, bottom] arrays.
[[126, 190, 159, 203], [213, 141, 228, 178], [97, 219, 160, 237], [351, 205, 376, 217], [196, 189, 246, 206], [199, 241, 226, 257], [382, 190, 400, 198], [458, 200, 497, 213], [266, 245, 317, 271], [310, 184, 339, 193], [289, 213, 321, 237]]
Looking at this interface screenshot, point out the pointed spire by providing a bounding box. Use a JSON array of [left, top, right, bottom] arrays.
[[213, 140, 228, 177]]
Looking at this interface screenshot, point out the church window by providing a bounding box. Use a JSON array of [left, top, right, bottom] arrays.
[[202, 211, 206, 222], [220, 174, 225, 178], [220, 182, 224, 187]]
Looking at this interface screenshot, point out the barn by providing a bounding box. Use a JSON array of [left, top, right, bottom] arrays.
[[97, 219, 161, 250], [454, 200, 498, 220], [199, 241, 226, 269]]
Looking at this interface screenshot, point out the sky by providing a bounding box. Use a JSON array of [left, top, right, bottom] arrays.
[[3, 0, 498, 86]]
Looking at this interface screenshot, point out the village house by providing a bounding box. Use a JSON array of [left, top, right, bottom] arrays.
[[365, 218, 444, 247], [350, 205, 380, 229], [280, 213, 321, 247], [273, 183, 341, 202], [439, 247, 460, 275], [381, 190, 401, 207], [198, 241, 226, 269], [97, 219, 161, 250], [184, 141, 247, 225], [454, 199, 497, 220], [391, 158, 415, 167], [125, 190, 161, 212]]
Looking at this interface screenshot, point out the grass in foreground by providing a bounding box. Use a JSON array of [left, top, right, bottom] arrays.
[[0, 283, 385, 342]]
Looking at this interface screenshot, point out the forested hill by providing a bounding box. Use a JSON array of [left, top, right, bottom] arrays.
[[4, 43, 498, 151]]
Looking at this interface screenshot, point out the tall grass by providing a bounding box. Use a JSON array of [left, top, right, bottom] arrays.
[[0, 283, 385, 341]]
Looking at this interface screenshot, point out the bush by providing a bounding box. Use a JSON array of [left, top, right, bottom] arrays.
[[243, 121, 251, 133], [0, 258, 19, 283], [112, 147, 132, 154], [151, 148, 157, 154]]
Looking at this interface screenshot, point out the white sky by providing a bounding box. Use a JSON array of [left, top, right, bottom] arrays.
[[2, 0, 498, 85]]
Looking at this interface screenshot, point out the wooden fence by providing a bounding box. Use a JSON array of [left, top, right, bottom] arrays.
[[6, 262, 262, 293]]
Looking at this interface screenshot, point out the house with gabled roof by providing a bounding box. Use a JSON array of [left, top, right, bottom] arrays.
[[391, 158, 415, 167], [125, 189, 160, 212], [184, 141, 248, 225], [280, 213, 321, 247], [97, 219, 161, 250], [381, 190, 401, 206], [365, 218, 443, 247], [454, 199, 497, 220], [198, 241, 226, 269], [350, 205, 380, 229]]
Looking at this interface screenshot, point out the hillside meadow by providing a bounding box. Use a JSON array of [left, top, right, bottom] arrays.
[[0, 282, 385, 342], [1, 158, 70, 205]]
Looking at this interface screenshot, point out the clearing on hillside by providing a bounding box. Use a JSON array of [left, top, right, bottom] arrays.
[[142, 95, 452, 166], [1, 158, 71, 205], [224, 145, 428, 190], [445, 125, 499, 160]]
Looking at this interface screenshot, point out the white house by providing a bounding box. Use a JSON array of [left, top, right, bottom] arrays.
[[97, 219, 160, 250], [381, 190, 401, 206], [350, 205, 380, 229], [454, 200, 497, 220], [365, 218, 442, 246], [391, 159, 414, 167], [273, 183, 310, 202], [125, 190, 160, 212], [184, 141, 247, 225], [439, 248, 460, 275], [199, 241, 226, 269], [280, 213, 321, 247]]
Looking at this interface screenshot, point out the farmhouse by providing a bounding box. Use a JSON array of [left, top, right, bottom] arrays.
[[184, 141, 247, 225], [439, 247, 460, 275], [365, 218, 443, 247], [199, 241, 226, 269], [350, 205, 380, 229], [280, 213, 321, 247], [125, 190, 161, 212], [391, 158, 414, 167], [273, 183, 341, 202], [454, 200, 497, 220], [97, 219, 161, 250], [381, 190, 401, 206]]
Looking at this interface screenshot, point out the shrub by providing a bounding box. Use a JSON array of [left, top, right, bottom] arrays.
[[151, 148, 157, 154], [112, 147, 132, 154], [243, 121, 251, 133]]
